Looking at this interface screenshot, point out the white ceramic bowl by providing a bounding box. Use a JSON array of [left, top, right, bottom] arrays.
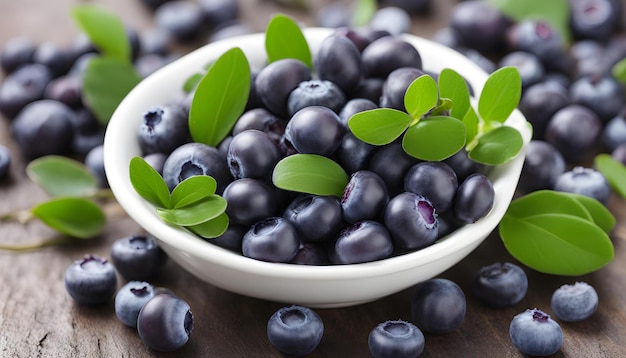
[[104, 27, 532, 308]]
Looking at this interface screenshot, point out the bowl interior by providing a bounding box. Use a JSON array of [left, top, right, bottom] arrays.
[[104, 27, 532, 306]]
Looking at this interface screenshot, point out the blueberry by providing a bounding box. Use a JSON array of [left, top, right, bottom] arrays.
[[232, 107, 286, 146], [254, 58, 311, 117], [0, 63, 52, 119], [369, 6, 412, 35], [341, 170, 389, 223], [338, 98, 378, 128], [472, 262, 528, 308], [154, 0, 205, 42], [134, 53, 171, 78], [518, 140, 566, 193], [84, 144, 108, 188], [368, 320, 425, 358], [411, 278, 466, 334], [337, 131, 376, 174], [350, 77, 385, 104], [198, 0, 239, 32], [381, 0, 432, 15], [287, 80, 346, 116], [509, 308, 563, 356], [289, 242, 330, 266], [267, 305, 324, 356], [570, 75, 623, 123], [44, 75, 83, 108], [449, 1, 510, 54], [139, 28, 172, 57], [361, 36, 422, 78], [545, 104, 602, 163], [115, 281, 155, 327], [11, 99, 75, 158], [72, 128, 105, 156], [379, 67, 425, 111], [162, 142, 232, 193], [110, 234, 168, 281], [453, 173, 495, 224], [508, 19, 571, 74], [550, 282, 599, 322], [602, 113, 626, 151], [404, 161, 458, 213], [498, 51, 544, 89], [553, 166, 611, 205], [518, 81, 571, 139], [0, 144, 11, 180], [283, 106, 344, 156], [442, 148, 482, 183], [208, 223, 246, 253], [333, 220, 393, 264], [570, 0, 622, 42], [384, 192, 439, 250], [32, 41, 72, 77], [223, 178, 282, 226], [315, 3, 353, 28], [313, 34, 362, 93], [137, 103, 189, 155], [612, 143, 626, 165], [0, 36, 36, 74], [283, 194, 343, 242], [137, 293, 193, 352], [142, 152, 168, 175], [64, 255, 118, 305], [242, 217, 300, 263], [368, 141, 420, 196], [227, 129, 281, 180]]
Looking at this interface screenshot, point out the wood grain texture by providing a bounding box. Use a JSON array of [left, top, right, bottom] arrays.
[[1, 1, 625, 357]]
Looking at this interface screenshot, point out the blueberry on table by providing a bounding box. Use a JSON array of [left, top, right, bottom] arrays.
[[369, 6, 412, 35], [110, 235, 168, 281], [137, 103, 190, 156], [283, 194, 343, 243], [551, 282, 599, 322], [115, 281, 155, 327], [472, 262, 528, 308], [84, 144, 108, 188], [226, 129, 281, 180], [333, 220, 393, 264], [518, 140, 566, 193], [384, 192, 439, 250], [0, 63, 52, 119], [0, 36, 36, 74], [602, 114, 626, 152], [267, 305, 324, 356], [32, 41, 72, 78], [137, 293, 193, 352], [553, 166, 611, 205], [153, 0, 204, 42], [411, 278, 466, 334], [242, 217, 300, 263], [509, 308, 563, 356], [64, 255, 118, 305], [453, 173, 495, 224], [0, 144, 11, 180], [368, 320, 425, 358], [404, 161, 458, 214]]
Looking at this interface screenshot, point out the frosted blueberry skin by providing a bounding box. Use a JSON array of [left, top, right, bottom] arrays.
[[569, 0, 622, 42], [341, 170, 389, 224], [137, 293, 194, 352], [411, 278, 466, 334], [545, 104, 602, 163], [333, 220, 394, 264], [553, 166, 612, 205], [368, 141, 420, 197], [570, 75, 624, 123], [110, 235, 168, 281], [0, 144, 11, 180], [551, 282, 599, 322], [226, 129, 281, 181], [283, 106, 345, 157], [453, 173, 495, 224], [385, 192, 438, 250], [115, 281, 155, 327], [287, 79, 346, 116], [137, 103, 190, 156], [162, 142, 232, 193], [404, 161, 458, 214], [472, 262, 528, 308], [368, 320, 425, 358], [602, 114, 626, 152], [518, 140, 566, 193], [64, 255, 118, 305], [267, 305, 324, 356], [283, 194, 343, 243], [242, 217, 300, 263], [509, 309, 563, 356]]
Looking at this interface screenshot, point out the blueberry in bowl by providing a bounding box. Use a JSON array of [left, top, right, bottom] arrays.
[[104, 26, 532, 308]]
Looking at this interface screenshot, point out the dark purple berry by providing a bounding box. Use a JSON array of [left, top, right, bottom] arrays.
[[115, 281, 155, 327], [137, 293, 193, 352], [411, 278, 466, 334], [242, 217, 300, 263], [137, 103, 190, 155], [472, 262, 528, 308], [368, 320, 425, 358], [110, 234, 168, 281], [384, 192, 438, 250], [333, 220, 393, 264], [341, 170, 389, 223], [453, 173, 495, 224], [64, 255, 117, 305], [267, 305, 324, 356]]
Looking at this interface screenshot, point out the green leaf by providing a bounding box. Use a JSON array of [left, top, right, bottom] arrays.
[[183, 73, 204, 93], [486, 0, 571, 44], [26, 155, 98, 197], [129, 156, 171, 209], [189, 47, 250, 147], [170, 175, 217, 209], [71, 5, 130, 62], [348, 108, 412, 145], [401, 116, 466, 161], [83, 57, 142, 125], [499, 213, 614, 276], [272, 154, 349, 197], [504, 190, 592, 221], [594, 153, 626, 198], [157, 195, 227, 226], [478, 66, 522, 123], [188, 212, 229, 239], [468, 126, 523, 165], [462, 106, 479, 146], [404, 75, 439, 119], [265, 14, 312, 68], [612, 58, 626, 84], [438, 69, 470, 120], [569, 193, 616, 234], [352, 0, 377, 26], [32, 197, 106, 239]]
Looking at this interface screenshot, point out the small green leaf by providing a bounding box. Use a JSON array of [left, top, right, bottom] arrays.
[[499, 213, 614, 276], [71, 5, 130, 61], [83, 57, 142, 125], [352, 0, 377, 26], [272, 154, 349, 197], [32, 197, 106, 239], [504, 190, 592, 221], [189, 47, 250, 147], [612, 58, 626, 84], [348, 108, 412, 145], [265, 14, 312, 68], [157, 195, 227, 226], [478, 66, 522, 123], [594, 153, 626, 198], [170, 175, 217, 209], [468, 126, 523, 165], [188, 212, 229, 239], [183, 73, 204, 93], [462, 106, 479, 146], [404, 75, 439, 119], [26, 155, 98, 197], [438, 69, 470, 120], [401, 116, 466, 161], [569, 193, 616, 234], [129, 156, 170, 209]]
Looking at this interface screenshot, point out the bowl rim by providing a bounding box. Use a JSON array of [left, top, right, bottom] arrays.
[[104, 27, 532, 281]]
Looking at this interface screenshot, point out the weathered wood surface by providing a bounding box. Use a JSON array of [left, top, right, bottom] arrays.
[[1, 1, 625, 357]]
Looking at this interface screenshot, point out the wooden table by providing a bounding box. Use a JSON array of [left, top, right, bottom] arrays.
[[1, 1, 625, 356]]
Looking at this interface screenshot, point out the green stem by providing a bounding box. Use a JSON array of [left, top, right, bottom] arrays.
[[0, 236, 75, 252], [89, 188, 115, 201], [0, 209, 35, 224]]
